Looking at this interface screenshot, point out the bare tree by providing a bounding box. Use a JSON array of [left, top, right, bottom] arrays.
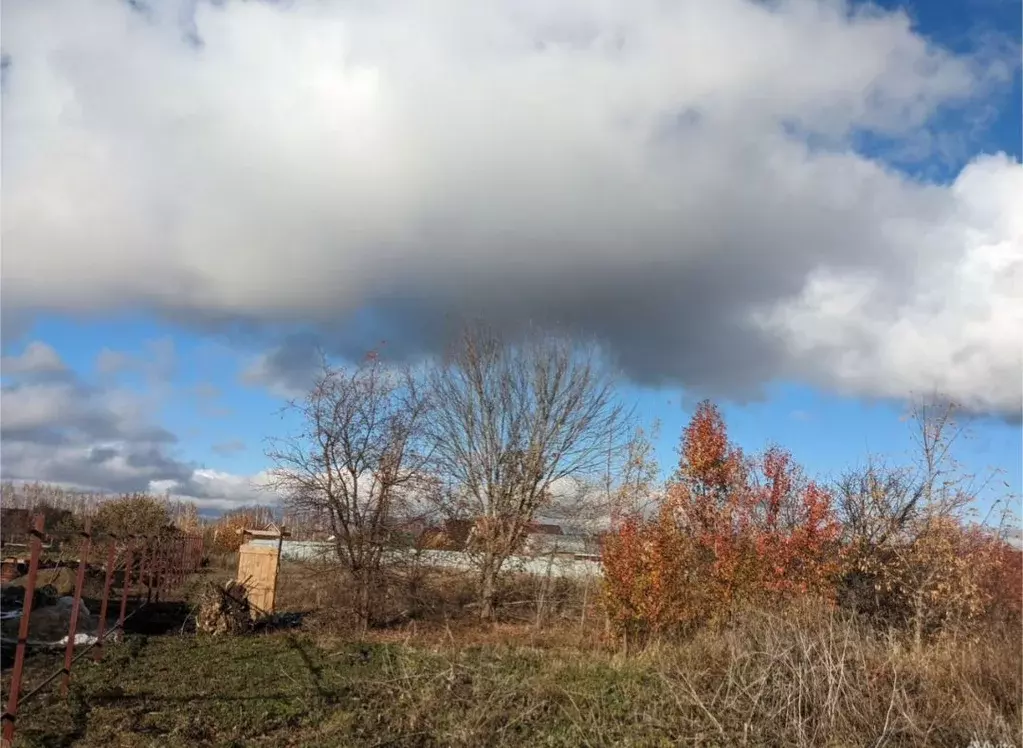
[[0, 481, 108, 516], [835, 397, 977, 547], [266, 352, 432, 628], [428, 325, 631, 620], [604, 421, 662, 530], [543, 420, 663, 536], [834, 395, 999, 647]]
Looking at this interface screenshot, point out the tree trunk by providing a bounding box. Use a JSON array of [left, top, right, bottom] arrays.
[[479, 559, 499, 621], [352, 567, 372, 632], [535, 552, 555, 630]]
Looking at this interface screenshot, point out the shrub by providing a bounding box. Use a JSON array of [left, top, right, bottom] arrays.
[[842, 517, 1017, 646], [209, 513, 252, 553], [209, 506, 276, 553], [601, 508, 707, 643], [982, 540, 1023, 626], [93, 493, 171, 538], [602, 402, 842, 643]]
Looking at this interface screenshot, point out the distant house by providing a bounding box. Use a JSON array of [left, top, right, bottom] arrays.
[[379, 516, 430, 548], [417, 517, 601, 560], [526, 522, 564, 537], [522, 522, 601, 559], [420, 519, 475, 551]]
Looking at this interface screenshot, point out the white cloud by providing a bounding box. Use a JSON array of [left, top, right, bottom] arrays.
[[1, 342, 70, 379], [151, 468, 277, 511], [0, 345, 264, 511], [2, 0, 1020, 415], [754, 154, 1023, 415]]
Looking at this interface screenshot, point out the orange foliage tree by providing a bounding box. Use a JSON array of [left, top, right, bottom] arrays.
[[602, 401, 842, 643], [209, 506, 277, 553], [981, 539, 1023, 626]]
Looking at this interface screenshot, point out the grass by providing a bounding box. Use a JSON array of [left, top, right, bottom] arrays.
[[7, 633, 629, 747], [3, 559, 1020, 747], [4, 602, 1020, 747]]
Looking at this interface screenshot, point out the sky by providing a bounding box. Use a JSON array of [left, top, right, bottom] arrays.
[[1, 0, 1020, 517]]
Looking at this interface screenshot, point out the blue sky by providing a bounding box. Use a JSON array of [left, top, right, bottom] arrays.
[[1, 0, 1020, 517], [5, 314, 284, 478], [4, 313, 1019, 517]]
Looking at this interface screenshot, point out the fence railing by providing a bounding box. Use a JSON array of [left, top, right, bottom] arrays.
[[1, 515, 204, 746]]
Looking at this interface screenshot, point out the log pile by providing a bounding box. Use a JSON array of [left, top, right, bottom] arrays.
[[196, 580, 252, 635]]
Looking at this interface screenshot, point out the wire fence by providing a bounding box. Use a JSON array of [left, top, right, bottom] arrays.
[[0, 514, 204, 746]]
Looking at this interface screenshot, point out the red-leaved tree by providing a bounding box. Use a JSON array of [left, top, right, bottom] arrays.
[[602, 401, 842, 644]]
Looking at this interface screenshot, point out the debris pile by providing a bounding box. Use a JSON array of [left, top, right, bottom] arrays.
[[0, 595, 94, 645], [196, 580, 252, 635], [252, 610, 304, 633], [5, 566, 77, 602]]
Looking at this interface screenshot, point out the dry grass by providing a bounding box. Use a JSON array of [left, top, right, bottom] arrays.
[[637, 604, 1021, 747], [7, 598, 1017, 747], [32, 554, 1004, 747], [266, 557, 1022, 746], [269, 558, 598, 635]]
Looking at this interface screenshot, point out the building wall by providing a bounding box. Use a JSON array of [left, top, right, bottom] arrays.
[[246, 539, 603, 578]]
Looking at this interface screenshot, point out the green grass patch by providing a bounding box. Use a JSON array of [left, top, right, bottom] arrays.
[[6, 634, 661, 747], [4, 614, 1020, 747]]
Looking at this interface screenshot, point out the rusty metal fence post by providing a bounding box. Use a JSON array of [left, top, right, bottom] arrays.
[[2, 514, 45, 744], [93, 537, 117, 662], [2, 527, 207, 743], [117, 541, 134, 641], [61, 520, 92, 696], [153, 538, 162, 603], [177, 537, 184, 589], [152, 537, 161, 601], [169, 538, 179, 590], [179, 538, 185, 586], [142, 537, 153, 604]]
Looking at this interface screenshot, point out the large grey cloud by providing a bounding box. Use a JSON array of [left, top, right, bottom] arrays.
[[2, 0, 1021, 416], [240, 334, 324, 399]]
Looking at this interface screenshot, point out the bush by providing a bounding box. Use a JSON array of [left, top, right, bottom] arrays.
[[93, 493, 171, 538], [841, 518, 1019, 645], [982, 541, 1023, 626], [209, 506, 277, 553], [602, 402, 842, 644], [646, 602, 1022, 746]]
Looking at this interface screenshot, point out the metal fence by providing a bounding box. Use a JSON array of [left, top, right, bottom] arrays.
[[0, 514, 204, 746]]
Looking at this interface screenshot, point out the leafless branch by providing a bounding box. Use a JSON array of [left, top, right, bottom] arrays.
[[265, 351, 432, 627], [426, 323, 631, 619]]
